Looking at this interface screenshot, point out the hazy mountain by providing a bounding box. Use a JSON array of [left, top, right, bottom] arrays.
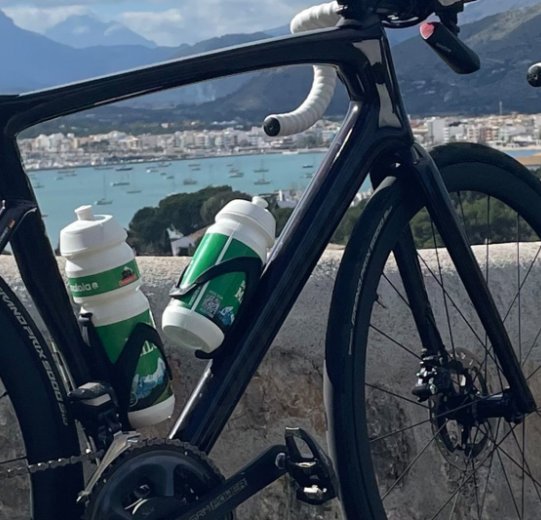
[[387, 0, 541, 46], [0, 10, 173, 93], [0, 9, 267, 102], [393, 3, 541, 115], [5, 1, 541, 122], [45, 14, 156, 48]]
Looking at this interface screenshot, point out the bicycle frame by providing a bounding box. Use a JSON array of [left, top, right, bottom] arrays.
[[0, 15, 534, 458]]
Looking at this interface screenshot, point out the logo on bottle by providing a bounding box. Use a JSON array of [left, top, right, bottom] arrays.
[[119, 266, 137, 287]]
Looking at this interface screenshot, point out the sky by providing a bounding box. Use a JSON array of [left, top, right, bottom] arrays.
[[0, 0, 313, 46]]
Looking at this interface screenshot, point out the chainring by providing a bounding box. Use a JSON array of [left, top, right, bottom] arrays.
[[83, 438, 233, 520]]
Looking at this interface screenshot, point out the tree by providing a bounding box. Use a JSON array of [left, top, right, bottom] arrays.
[[127, 186, 251, 255], [200, 190, 250, 224]]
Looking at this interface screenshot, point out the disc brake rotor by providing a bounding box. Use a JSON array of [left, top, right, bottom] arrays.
[[430, 348, 494, 470]]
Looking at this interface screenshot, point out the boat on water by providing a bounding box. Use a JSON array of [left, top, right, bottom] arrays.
[[159, 162, 172, 167], [253, 159, 269, 173], [190, 166, 201, 171], [304, 172, 314, 179], [116, 166, 133, 172], [57, 168, 76, 174], [166, 175, 174, 180], [302, 163, 314, 169], [183, 178, 197, 185], [188, 163, 200, 168], [126, 189, 142, 194], [254, 174, 270, 185], [228, 170, 244, 178], [55, 176, 64, 181], [95, 198, 113, 205], [111, 181, 130, 187], [94, 165, 113, 171], [146, 167, 159, 173], [95, 173, 112, 205]]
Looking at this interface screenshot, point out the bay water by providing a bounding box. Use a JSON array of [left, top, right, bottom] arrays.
[[27, 147, 538, 249], [30, 151, 371, 249]]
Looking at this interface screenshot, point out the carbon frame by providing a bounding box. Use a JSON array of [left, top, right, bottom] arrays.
[[0, 14, 533, 457]]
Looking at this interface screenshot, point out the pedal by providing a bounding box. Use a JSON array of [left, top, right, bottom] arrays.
[[284, 427, 337, 505]]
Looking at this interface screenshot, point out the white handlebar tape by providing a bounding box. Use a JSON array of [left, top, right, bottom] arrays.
[[263, 2, 340, 137]]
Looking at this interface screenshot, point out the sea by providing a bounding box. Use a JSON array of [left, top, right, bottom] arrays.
[[27, 148, 541, 249], [30, 151, 346, 248]]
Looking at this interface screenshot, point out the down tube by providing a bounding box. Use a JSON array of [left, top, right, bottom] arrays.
[[171, 103, 408, 452]]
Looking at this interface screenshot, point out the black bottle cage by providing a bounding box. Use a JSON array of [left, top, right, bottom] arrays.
[[79, 314, 173, 428], [168, 256, 263, 360]]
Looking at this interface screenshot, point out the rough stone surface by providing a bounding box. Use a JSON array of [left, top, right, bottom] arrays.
[[0, 244, 539, 519]]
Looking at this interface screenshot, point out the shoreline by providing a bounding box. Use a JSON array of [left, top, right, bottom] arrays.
[[27, 148, 328, 173], [28, 144, 541, 173]]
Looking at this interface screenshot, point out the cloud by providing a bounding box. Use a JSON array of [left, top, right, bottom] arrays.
[[3, 5, 91, 32], [119, 9, 185, 46], [120, 0, 309, 45], [2, 0, 316, 44]]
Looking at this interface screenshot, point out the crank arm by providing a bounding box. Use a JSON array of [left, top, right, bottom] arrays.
[[133, 445, 288, 520]]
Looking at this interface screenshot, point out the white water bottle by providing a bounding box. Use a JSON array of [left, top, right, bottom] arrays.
[[162, 196, 276, 353], [60, 205, 175, 428]]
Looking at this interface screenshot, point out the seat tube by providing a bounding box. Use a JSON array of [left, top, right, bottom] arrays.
[[405, 143, 536, 414]]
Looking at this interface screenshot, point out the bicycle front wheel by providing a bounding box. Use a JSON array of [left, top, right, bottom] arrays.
[[326, 143, 541, 519]]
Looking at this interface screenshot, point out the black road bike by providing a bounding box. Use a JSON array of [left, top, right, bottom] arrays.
[[1, 0, 541, 518]]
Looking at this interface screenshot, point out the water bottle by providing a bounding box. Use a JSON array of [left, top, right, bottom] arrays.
[[162, 196, 276, 353], [60, 205, 175, 429]]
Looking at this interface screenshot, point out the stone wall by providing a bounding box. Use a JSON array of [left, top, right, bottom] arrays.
[[0, 245, 538, 519]]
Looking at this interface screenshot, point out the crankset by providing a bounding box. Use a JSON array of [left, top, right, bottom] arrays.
[[83, 428, 337, 519]]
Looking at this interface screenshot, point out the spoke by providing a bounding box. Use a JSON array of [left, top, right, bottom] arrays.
[[429, 218, 457, 359], [0, 454, 27, 467], [370, 393, 500, 444], [469, 425, 484, 520], [526, 363, 541, 383], [429, 424, 518, 520], [502, 244, 541, 326], [447, 489, 461, 520], [479, 418, 502, 518], [506, 423, 541, 502], [383, 273, 411, 309], [521, 421, 525, 518], [366, 382, 429, 410], [417, 254, 486, 349], [484, 422, 522, 519], [382, 421, 447, 500], [522, 325, 541, 367], [417, 253, 503, 381], [369, 324, 421, 360]]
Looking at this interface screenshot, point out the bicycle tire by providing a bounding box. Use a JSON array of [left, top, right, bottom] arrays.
[[326, 142, 541, 519], [0, 276, 83, 519]]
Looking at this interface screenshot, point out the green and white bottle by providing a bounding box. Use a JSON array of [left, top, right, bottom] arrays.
[[162, 196, 276, 353], [60, 205, 175, 429]]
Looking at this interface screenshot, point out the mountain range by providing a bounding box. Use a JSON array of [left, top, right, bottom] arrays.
[[44, 14, 156, 48], [2, 2, 541, 121]]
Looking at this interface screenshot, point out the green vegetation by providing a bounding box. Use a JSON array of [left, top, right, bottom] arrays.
[[129, 176, 541, 256], [128, 186, 251, 255]]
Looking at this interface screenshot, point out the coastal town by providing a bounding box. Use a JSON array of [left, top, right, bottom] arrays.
[[18, 113, 541, 172]]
